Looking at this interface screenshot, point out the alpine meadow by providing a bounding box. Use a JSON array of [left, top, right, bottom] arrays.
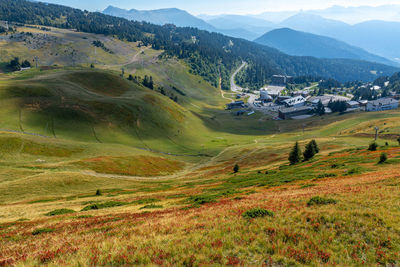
[[1, 0, 400, 266]]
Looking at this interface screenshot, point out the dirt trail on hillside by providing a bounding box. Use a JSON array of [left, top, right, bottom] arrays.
[[105, 46, 150, 68]]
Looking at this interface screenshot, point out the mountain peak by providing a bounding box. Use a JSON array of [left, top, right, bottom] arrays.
[[102, 6, 216, 32]]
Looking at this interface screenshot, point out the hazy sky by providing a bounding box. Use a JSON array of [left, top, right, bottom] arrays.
[[41, 0, 400, 14]]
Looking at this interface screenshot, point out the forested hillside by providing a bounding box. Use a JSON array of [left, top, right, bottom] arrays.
[[0, 0, 398, 89]]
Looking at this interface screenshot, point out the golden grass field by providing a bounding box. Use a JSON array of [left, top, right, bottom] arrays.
[[1, 144, 400, 266]]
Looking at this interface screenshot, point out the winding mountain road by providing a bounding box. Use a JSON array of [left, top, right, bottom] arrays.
[[230, 61, 247, 93], [229, 62, 261, 110]]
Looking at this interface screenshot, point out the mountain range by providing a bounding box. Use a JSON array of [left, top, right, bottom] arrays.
[[103, 6, 271, 41], [252, 5, 400, 24], [103, 6, 400, 64], [103, 6, 217, 32], [199, 15, 273, 40], [255, 28, 396, 67], [306, 5, 400, 24], [277, 13, 400, 62]]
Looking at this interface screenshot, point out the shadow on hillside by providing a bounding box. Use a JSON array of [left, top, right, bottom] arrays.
[[192, 107, 280, 136]]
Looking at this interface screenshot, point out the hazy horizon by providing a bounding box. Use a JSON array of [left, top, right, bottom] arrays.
[[38, 0, 400, 15]]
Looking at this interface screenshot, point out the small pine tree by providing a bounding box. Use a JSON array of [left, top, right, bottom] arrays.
[[303, 141, 316, 161], [149, 76, 154, 89], [95, 189, 102, 196], [316, 100, 325, 116], [289, 142, 302, 165], [21, 60, 31, 68], [233, 164, 240, 173], [397, 137, 400, 145], [8, 57, 21, 71], [379, 153, 388, 164], [368, 142, 378, 151], [310, 140, 319, 153]]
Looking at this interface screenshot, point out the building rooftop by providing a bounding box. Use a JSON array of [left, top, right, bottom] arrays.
[[261, 85, 285, 95], [347, 101, 360, 106], [279, 106, 312, 114], [368, 98, 398, 106], [309, 95, 350, 105], [283, 96, 306, 106]]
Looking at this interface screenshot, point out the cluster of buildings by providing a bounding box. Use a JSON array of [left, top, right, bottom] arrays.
[[276, 96, 399, 120], [226, 74, 399, 120], [257, 88, 399, 120]]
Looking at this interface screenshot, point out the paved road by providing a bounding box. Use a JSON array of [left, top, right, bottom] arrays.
[[229, 62, 262, 111], [230, 62, 247, 93]]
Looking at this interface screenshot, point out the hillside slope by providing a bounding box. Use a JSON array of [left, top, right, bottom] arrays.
[[255, 28, 396, 66], [1, 108, 400, 265]]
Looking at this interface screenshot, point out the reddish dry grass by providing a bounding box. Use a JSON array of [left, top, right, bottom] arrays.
[[1, 163, 400, 265], [74, 155, 185, 176], [1, 146, 400, 266]]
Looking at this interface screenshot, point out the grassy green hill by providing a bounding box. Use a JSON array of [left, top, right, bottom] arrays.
[[0, 26, 286, 155]]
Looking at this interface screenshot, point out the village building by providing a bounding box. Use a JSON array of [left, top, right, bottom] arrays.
[[226, 101, 245, 110], [260, 85, 285, 98], [366, 98, 399, 112], [259, 90, 273, 102], [293, 91, 310, 98], [0, 20, 9, 31], [278, 106, 313, 120], [235, 110, 246, 116], [276, 96, 291, 105], [346, 101, 360, 109], [283, 96, 306, 107], [309, 95, 350, 106]]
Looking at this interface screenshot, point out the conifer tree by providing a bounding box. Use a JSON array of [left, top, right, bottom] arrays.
[[316, 100, 325, 116], [303, 141, 316, 161], [310, 140, 319, 153], [233, 164, 240, 173], [289, 142, 302, 165]]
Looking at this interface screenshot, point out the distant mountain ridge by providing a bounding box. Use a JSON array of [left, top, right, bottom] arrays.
[[103, 6, 217, 32], [307, 5, 400, 24], [203, 15, 273, 40], [103, 6, 262, 40], [255, 28, 397, 67], [277, 13, 400, 62], [252, 4, 400, 24]]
